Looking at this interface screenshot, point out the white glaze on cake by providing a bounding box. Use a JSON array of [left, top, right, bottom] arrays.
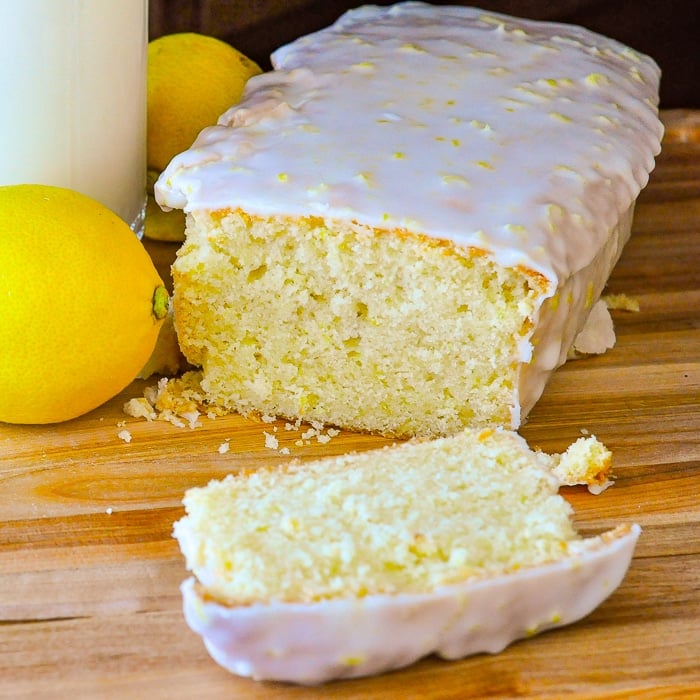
[[179, 524, 640, 684], [155, 2, 663, 427], [156, 1, 661, 282]]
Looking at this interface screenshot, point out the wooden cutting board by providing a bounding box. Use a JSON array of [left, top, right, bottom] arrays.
[[1, 110, 698, 699]]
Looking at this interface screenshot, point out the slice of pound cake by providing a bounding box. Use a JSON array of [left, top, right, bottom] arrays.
[[156, 2, 663, 437], [173, 428, 639, 684]]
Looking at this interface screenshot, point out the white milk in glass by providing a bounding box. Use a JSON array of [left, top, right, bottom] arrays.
[[0, 0, 148, 236]]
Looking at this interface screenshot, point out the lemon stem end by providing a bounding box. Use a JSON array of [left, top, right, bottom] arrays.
[[152, 285, 169, 320]]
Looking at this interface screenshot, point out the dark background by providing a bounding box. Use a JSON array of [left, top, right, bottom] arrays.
[[149, 0, 699, 109]]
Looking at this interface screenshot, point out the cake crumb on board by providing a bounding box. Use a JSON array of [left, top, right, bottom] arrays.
[[602, 293, 640, 313], [124, 370, 342, 456]]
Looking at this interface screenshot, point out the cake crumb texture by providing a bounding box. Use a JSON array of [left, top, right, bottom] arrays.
[[173, 214, 541, 437], [174, 428, 611, 605]]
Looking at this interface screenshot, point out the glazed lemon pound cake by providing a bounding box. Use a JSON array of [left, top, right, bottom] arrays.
[[173, 428, 640, 683], [156, 2, 663, 437]]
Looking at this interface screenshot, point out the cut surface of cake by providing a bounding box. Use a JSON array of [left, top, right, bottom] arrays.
[[156, 1, 663, 437], [173, 428, 639, 683]]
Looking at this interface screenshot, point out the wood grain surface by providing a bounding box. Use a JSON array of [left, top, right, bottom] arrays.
[[1, 110, 698, 699]]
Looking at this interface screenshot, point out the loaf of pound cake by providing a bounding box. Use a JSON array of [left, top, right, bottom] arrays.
[[156, 2, 663, 437], [174, 428, 639, 684]]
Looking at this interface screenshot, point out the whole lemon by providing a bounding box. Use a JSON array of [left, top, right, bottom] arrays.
[[0, 185, 169, 424], [147, 33, 262, 173]]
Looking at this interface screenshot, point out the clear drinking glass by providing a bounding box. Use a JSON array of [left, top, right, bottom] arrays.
[[0, 0, 148, 237]]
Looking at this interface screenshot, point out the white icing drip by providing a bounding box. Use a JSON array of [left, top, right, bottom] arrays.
[[515, 204, 635, 423], [572, 298, 616, 355], [156, 2, 662, 284]]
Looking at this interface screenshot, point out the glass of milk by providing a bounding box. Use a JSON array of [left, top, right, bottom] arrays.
[[0, 0, 148, 237]]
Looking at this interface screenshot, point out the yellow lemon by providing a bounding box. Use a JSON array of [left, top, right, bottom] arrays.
[[147, 33, 261, 173], [0, 184, 169, 424]]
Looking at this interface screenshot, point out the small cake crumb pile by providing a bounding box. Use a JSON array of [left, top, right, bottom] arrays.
[[263, 431, 279, 450], [602, 293, 640, 313], [124, 371, 229, 429], [125, 370, 342, 456], [551, 435, 613, 494], [262, 420, 341, 454], [294, 421, 341, 447]]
